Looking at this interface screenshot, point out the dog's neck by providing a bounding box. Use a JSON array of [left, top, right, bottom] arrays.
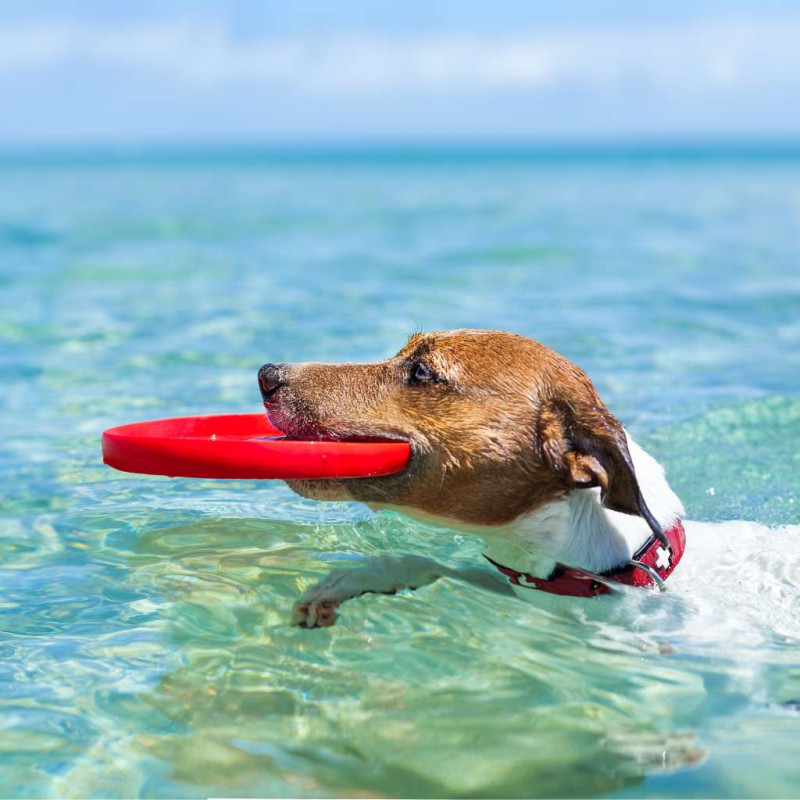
[[483, 433, 684, 578]]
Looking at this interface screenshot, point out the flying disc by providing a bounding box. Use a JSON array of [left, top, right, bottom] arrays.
[[102, 414, 411, 480]]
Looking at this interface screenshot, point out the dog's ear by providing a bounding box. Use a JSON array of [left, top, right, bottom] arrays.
[[537, 399, 664, 540]]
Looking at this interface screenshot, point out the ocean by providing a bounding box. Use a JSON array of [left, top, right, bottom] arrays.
[[1, 146, 799, 797]]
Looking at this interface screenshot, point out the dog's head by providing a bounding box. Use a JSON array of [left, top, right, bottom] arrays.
[[259, 329, 660, 532]]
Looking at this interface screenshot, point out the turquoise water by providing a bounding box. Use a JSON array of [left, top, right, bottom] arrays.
[[1, 148, 799, 798]]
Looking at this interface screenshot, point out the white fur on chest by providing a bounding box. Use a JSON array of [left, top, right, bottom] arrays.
[[482, 432, 684, 579]]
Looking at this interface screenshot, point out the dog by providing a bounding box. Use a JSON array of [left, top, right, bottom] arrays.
[[258, 329, 686, 628]]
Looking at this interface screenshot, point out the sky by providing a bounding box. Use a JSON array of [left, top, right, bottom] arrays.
[[1, 0, 799, 146]]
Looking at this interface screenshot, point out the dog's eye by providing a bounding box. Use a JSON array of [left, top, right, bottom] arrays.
[[409, 361, 435, 384]]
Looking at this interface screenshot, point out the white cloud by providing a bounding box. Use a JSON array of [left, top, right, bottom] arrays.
[[0, 16, 798, 95]]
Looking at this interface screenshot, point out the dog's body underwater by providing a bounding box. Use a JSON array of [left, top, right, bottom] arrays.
[[258, 329, 689, 627]]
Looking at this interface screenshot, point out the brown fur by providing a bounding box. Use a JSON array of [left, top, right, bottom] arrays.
[[262, 329, 656, 531]]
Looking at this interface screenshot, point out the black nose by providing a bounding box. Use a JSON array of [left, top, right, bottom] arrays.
[[258, 363, 284, 399]]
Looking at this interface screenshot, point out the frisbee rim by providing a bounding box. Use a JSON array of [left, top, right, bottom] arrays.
[[102, 413, 411, 480]]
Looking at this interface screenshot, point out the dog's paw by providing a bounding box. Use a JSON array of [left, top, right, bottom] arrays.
[[289, 558, 442, 628], [292, 596, 342, 628]]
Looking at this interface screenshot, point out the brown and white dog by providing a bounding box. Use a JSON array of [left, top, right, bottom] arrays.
[[258, 329, 684, 628]]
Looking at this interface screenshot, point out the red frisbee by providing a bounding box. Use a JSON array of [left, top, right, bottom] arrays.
[[102, 414, 411, 480]]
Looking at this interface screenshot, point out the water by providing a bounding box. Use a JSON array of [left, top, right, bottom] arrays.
[[1, 147, 799, 798]]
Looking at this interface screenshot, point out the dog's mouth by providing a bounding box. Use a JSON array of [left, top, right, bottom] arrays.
[[264, 406, 407, 447], [265, 406, 412, 502]]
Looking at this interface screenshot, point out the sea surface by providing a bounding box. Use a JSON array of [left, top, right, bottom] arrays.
[[1, 146, 799, 798]]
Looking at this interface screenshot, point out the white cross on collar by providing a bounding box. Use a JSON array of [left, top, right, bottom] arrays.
[[655, 544, 671, 570]]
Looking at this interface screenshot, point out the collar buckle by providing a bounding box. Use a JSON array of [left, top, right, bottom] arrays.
[[627, 559, 668, 591]]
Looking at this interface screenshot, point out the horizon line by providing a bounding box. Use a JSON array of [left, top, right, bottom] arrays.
[[3, 137, 800, 165]]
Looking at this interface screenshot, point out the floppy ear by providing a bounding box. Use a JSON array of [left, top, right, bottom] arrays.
[[537, 399, 665, 542]]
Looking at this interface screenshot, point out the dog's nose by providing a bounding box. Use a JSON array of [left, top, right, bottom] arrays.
[[258, 363, 284, 399]]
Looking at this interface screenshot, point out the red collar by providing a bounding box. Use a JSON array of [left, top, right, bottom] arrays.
[[484, 519, 686, 598]]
